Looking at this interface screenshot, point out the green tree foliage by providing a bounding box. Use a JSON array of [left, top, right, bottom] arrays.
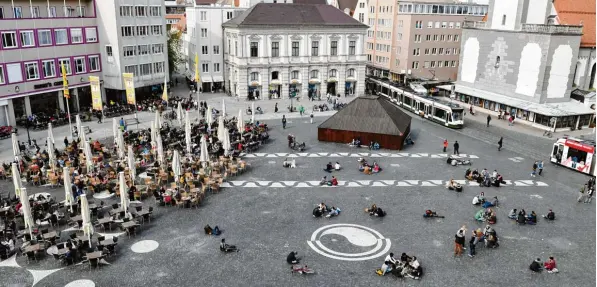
[[167, 31, 183, 77]]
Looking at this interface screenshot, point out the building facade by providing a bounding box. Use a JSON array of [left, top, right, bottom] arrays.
[[185, 2, 246, 92], [223, 3, 368, 100], [96, 0, 169, 102], [0, 0, 102, 126], [438, 0, 594, 130], [365, 0, 488, 82]]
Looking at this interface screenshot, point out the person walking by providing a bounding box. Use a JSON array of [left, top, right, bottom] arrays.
[[454, 229, 465, 256], [282, 115, 287, 129], [578, 184, 587, 203], [453, 141, 460, 155], [443, 139, 448, 152], [299, 105, 305, 116], [274, 103, 279, 113], [486, 114, 491, 127], [310, 112, 314, 124], [531, 161, 538, 177], [538, 161, 544, 176], [64, 136, 69, 147], [96, 111, 103, 124], [497, 137, 503, 151], [584, 186, 594, 203], [468, 230, 478, 258]]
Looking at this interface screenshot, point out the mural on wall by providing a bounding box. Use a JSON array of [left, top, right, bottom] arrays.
[[515, 43, 542, 97], [461, 37, 480, 83], [481, 37, 515, 85], [547, 45, 573, 99]]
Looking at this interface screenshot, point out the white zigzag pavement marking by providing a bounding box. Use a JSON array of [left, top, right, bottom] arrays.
[[239, 152, 479, 159], [219, 180, 548, 188]]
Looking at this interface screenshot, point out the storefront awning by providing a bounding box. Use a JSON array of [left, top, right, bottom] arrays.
[[202, 76, 213, 83], [345, 77, 357, 82], [212, 76, 223, 83], [438, 84, 595, 117]]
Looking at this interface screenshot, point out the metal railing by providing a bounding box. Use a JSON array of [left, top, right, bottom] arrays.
[[521, 24, 583, 35], [463, 21, 486, 29]]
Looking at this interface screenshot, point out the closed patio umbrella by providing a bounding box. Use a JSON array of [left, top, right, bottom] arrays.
[[206, 106, 213, 125], [157, 133, 165, 166], [48, 122, 55, 144], [172, 150, 181, 184], [217, 116, 225, 142], [251, 102, 255, 124], [237, 110, 244, 132], [222, 99, 226, 118], [177, 101, 183, 126], [75, 115, 82, 142], [112, 118, 118, 140], [12, 163, 22, 199], [200, 135, 209, 165], [223, 127, 231, 156], [63, 166, 74, 213], [11, 133, 19, 160], [119, 172, 128, 214], [84, 141, 94, 173], [80, 194, 93, 247], [117, 130, 125, 159], [47, 137, 55, 171], [155, 110, 162, 129], [20, 187, 34, 238], [128, 145, 136, 182], [185, 111, 192, 155]]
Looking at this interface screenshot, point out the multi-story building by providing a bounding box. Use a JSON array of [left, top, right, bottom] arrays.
[[185, 1, 246, 92], [223, 3, 368, 99], [165, 0, 192, 31], [365, 0, 488, 82], [352, 0, 367, 24], [0, 0, 102, 126], [96, 0, 169, 102], [437, 0, 595, 131]]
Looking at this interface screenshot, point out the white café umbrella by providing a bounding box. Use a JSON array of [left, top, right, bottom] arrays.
[[117, 130, 125, 159], [127, 145, 136, 182], [172, 150, 181, 184], [157, 133, 165, 166], [48, 122, 55, 144], [80, 194, 94, 247], [154, 110, 162, 129], [150, 121, 157, 151], [222, 99, 226, 118], [206, 106, 213, 125], [199, 135, 209, 165], [222, 127, 231, 156], [47, 137, 55, 171], [63, 166, 74, 213], [20, 187, 34, 238], [12, 163, 22, 199], [177, 101, 184, 126], [112, 118, 118, 139], [84, 141, 94, 172], [11, 133, 20, 160], [217, 116, 225, 141], [79, 124, 87, 146], [251, 102, 255, 124], [75, 114, 82, 141], [185, 111, 192, 155], [237, 109, 244, 132], [119, 172, 128, 214]]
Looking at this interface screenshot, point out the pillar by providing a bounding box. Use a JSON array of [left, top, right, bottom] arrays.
[[7, 100, 16, 126], [575, 115, 580, 129], [24, 96, 32, 116], [58, 91, 65, 112], [100, 84, 107, 104], [73, 88, 80, 113]]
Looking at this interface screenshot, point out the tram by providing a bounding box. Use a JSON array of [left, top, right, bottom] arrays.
[[367, 77, 464, 129], [550, 136, 596, 176]]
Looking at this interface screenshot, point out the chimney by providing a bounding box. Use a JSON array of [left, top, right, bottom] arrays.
[[234, 0, 240, 6]]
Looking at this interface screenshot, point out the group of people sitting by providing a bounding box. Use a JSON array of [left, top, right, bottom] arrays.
[[446, 179, 463, 192], [530, 257, 559, 273], [474, 208, 497, 224], [465, 168, 505, 187], [312, 203, 341, 218], [377, 252, 422, 280], [319, 176, 339, 186], [358, 158, 382, 174], [472, 192, 499, 208], [471, 225, 500, 253], [365, 204, 386, 217], [282, 158, 297, 168], [509, 209, 539, 225], [204, 224, 221, 236], [323, 162, 341, 172]]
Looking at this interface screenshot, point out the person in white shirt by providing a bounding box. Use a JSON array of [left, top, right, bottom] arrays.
[[385, 253, 397, 265], [291, 159, 296, 168], [334, 162, 341, 170]]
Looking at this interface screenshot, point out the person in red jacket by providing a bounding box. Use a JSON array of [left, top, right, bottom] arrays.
[[330, 176, 338, 186], [544, 256, 559, 273], [443, 139, 448, 152]]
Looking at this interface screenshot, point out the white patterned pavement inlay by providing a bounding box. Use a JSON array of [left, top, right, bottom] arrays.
[[131, 240, 159, 253], [65, 279, 95, 287], [220, 180, 548, 188], [240, 152, 479, 159]]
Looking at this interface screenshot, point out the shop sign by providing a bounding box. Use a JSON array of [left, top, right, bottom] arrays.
[[89, 76, 102, 111], [250, 81, 260, 87], [34, 83, 53, 90], [309, 79, 320, 84], [290, 79, 299, 84], [122, 73, 136, 105]]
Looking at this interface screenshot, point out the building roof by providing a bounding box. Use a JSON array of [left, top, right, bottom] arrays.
[[337, 0, 358, 13], [294, 0, 327, 4], [195, 0, 218, 5], [438, 84, 595, 116], [223, 3, 368, 28], [318, 96, 412, 136], [554, 0, 596, 47]]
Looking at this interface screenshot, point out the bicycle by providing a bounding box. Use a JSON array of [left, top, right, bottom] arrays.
[[543, 130, 553, 138]]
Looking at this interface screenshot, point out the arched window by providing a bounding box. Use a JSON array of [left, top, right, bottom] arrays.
[[291, 70, 299, 80], [347, 68, 355, 77], [495, 56, 500, 68], [250, 72, 259, 81], [329, 69, 337, 78], [310, 70, 319, 79]]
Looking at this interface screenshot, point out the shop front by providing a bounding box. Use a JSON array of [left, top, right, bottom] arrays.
[[248, 81, 261, 100], [345, 79, 356, 96], [269, 81, 281, 99], [326, 80, 337, 96], [308, 81, 320, 100], [289, 80, 301, 98], [213, 76, 224, 92]]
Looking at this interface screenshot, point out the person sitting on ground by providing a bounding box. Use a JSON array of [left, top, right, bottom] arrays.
[[423, 209, 444, 218], [324, 162, 333, 173], [530, 258, 543, 272], [330, 176, 338, 186], [474, 209, 486, 222], [334, 162, 341, 171], [483, 196, 499, 208], [544, 256, 559, 273], [372, 162, 381, 173], [318, 203, 327, 212], [517, 211, 527, 225], [379, 260, 393, 276], [508, 209, 518, 220], [542, 209, 555, 221], [326, 206, 340, 218], [204, 224, 213, 235], [487, 209, 497, 224], [471, 169, 480, 180], [287, 251, 299, 264], [363, 164, 372, 175], [446, 179, 462, 191], [491, 170, 498, 179], [283, 158, 291, 168], [369, 205, 386, 217], [291, 159, 296, 168], [526, 211, 538, 225], [366, 204, 377, 213], [385, 253, 397, 265], [409, 256, 422, 279], [400, 253, 412, 264], [320, 176, 328, 186], [220, 238, 238, 252]]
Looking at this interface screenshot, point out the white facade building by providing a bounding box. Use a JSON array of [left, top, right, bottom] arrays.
[[223, 3, 368, 100], [96, 0, 169, 99], [185, 3, 246, 92]]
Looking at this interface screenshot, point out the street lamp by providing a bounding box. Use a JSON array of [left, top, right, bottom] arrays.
[[25, 120, 31, 146]]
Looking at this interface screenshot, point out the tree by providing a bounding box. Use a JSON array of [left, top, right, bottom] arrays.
[[167, 30, 183, 77]]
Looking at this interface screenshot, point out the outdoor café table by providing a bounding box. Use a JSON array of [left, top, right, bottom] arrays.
[[109, 208, 124, 216], [88, 204, 98, 210], [99, 238, 116, 246], [24, 243, 42, 253], [97, 218, 114, 231], [86, 251, 103, 260], [120, 221, 139, 236], [76, 235, 90, 243], [70, 215, 83, 222], [42, 231, 58, 240]]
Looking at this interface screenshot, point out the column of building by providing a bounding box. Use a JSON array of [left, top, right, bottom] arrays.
[[338, 65, 346, 96], [281, 68, 290, 99], [301, 66, 310, 99], [238, 68, 248, 99], [260, 67, 269, 100]]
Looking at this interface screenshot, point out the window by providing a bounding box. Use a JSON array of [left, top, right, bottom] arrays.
[[447, 35, 452, 41], [201, 45, 208, 55], [201, 63, 208, 73], [358, 13, 364, 23], [456, 22, 461, 28], [269, 41, 279, 57], [449, 22, 454, 29], [120, 6, 133, 17], [271, 71, 279, 80], [359, 3, 365, 8], [121, 26, 134, 37], [70, 28, 82, 43], [153, 62, 164, 73], [424, 48, 429, 55], [200, 28, 207, 38], [2, 32, 17, 48], [150, 6, 161, 16], [415, 21, 423, 29], [58, 59, 71, 75], [63, 6, 74, 17], [235, 41, 238, 55], [200, 11, 207, 21], [226, 11, 233, 20], [445, 48, 451, 55], [78, 6, 85, 17], [427, 21, 433, 28], [106, 46, 113, 57], [433, 35, 438, 41], [292, 41, 299, 56], [48, 7, 57, 17], [85, 27, 97, 42], [13, 7, 22, 18], [124, 65, 137, 75], [137, 26, 149, 36], [135, 6, 147, 16], [139, 63, 152, 76], [152, 44, 164, 54], [330, 41, 338, 56], [310, 70, 319, 79], [250, 42, 258, 57], [42, 60, 56, 78], [151, 25, 162, 35], [30, 6, 40, 18], [397, 33, 402, 40], [432, 48, 437, 54], [501, 15, 506, 25], [311, 41, 319, 56], [89, 56, 100, 72], [250, 72, 258, 81], [440, 35, 445, 41], [7, 63, 23, 83], [424, 61, 430, 68], [329, 69, 337, 77], [214, 63, 220, 73], [347, 69, 355, 77], [20, 31, 35, 47], [444, 60, 449, 67], [291, 70, 299, 79], [349, 41, 356, 55], [439, 48, 444, 55], [442, 22, 447, 28], [123, 46, 136, 57], [33, 30, 50, 47], [426, 35, 431, 41], [25, 62, 39, 80], [451, 61, 456, 67], [213, 45, 220, 55], [74, 57, 86, 74], [138, 45, 150, 55], [435, 22, 440, 28], [454, 35, 459, 42], [412, 61, 419, 69]]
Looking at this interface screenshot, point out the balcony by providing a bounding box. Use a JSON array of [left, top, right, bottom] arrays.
[[521, 24, 583, 35], [463, 21, 486, 29]]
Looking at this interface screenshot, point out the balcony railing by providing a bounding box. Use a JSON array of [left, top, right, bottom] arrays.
[[521, 24, 583, 35], [463, 21, 486, 29]]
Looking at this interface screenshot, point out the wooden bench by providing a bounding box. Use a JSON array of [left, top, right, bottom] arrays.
[[124, 118, 139, 126]]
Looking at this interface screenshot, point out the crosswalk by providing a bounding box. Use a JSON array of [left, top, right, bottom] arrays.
[[239, 152, 479, 159], [220, 179, 548, 188]]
